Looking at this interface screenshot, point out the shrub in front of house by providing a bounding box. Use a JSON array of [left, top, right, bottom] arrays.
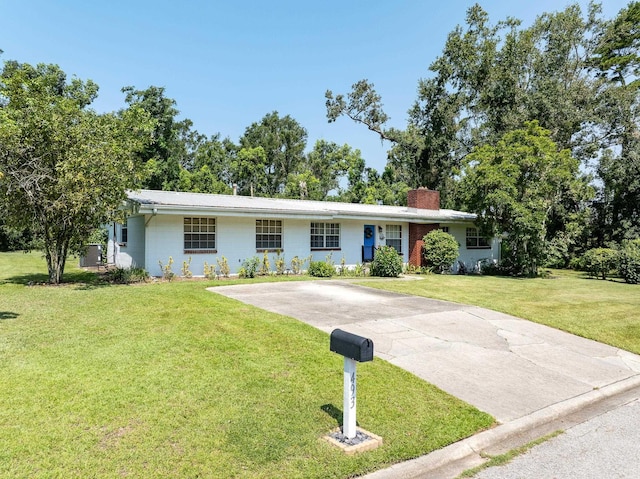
[[618, 240, 640, 284], [289, 256, 304, 274], [479, 260, 510, 276], [107, 266, 149, 284], [308, 260, 335, 277], [582, 247, 618, 280], [239, 256, 260, 278], [370, 245, 403, 277], [158, 257, 175, 281], [422, 229, 459, 274], [216, 256, 230, 277]]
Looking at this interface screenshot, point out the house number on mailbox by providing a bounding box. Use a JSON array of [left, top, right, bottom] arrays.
[[350, 371, 356, 408]]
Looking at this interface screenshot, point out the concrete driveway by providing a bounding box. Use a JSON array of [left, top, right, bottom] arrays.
[[210, 280, 640, 424]]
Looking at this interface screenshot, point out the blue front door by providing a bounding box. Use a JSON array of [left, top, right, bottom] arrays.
[[363, 224, 375, 262]]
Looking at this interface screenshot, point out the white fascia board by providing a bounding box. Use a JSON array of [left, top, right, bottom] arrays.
[[331, 213, 433, 222], [331, 213, 476, 223], [135, 204, 335, 220], [133, 204, 476, 223]]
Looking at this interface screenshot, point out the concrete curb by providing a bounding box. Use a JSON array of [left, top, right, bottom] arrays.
[[364, 374, 640, 479]]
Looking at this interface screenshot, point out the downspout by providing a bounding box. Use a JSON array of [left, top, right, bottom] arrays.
[[145, 207, 158, 227]]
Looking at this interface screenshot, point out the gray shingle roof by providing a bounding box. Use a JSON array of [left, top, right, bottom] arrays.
[[127, 189, 476, 223]]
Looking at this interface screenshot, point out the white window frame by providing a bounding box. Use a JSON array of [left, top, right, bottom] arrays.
[[310, 222, 341, 250], [256, 219, 282, 251], [385, 225, 402, 253], [466, 227, 490, 249], [184, 217, 216, 253]]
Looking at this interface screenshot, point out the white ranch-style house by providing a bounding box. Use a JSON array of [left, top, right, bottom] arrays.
[[106, 188, 500, 277]]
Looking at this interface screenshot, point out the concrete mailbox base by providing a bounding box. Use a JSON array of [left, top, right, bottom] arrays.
[[323, 427, 383, 455]]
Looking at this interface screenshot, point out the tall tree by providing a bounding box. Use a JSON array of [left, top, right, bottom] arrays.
[[326, 3, 604, 210], [460, 121, 592, 276], [591, 1, 640, 242], [230, 146, 268, 196], [122, 85, 189, 191], [239, 111, 307, 196], [281, 140, 363, 200], [0, 61, 152, 283], [176, 133, 235, 194]]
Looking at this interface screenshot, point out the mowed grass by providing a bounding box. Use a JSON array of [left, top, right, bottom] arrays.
[[359, 270, 640, 355], [0, 252, 494, 479]]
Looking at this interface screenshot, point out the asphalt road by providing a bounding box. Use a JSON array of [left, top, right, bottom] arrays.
[[473, 398, 640, 479]]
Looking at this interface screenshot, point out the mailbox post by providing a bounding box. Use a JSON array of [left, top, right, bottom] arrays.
[[330, 329, 374, 439]]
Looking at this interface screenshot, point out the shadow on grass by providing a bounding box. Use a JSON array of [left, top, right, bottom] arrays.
[[579, 274, 628, 284], [0, 311, 19, 320], [2, 270, 112, 289], [321, 403, 343, 427]]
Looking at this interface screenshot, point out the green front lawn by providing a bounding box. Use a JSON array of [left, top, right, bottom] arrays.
[[360, 270, 640, 355], [0, 252, 493, 478]]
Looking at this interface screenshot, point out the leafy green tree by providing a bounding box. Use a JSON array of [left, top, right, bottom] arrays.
[[0, 220, 37, 252], [524, 5, 603, 154], [239, 111, 307, 196], [176, 133, 235, 194], [326, 4, 604, 213], [591, 1, 640, 242], [283, 171, 323, 200], [176, 165, 230, 194], [591, 1, 640, 85], [0, 61, 152, 283], [192, 134, 237, 186], [460, 121, 591, 277], [618, 239, 640, 284], [345, 165, 409, 206], [230, 146, 268, 196], [326, 79, 396, 141], [305, 140, 356, 198], [325, 80, 424, 200], [410, 3, 602, 192], [281, 140, 370, 201], [582, 247, 619, 280], [122, 85, 190, 191]]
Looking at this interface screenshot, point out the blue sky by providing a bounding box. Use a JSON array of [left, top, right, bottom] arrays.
[[2, 1, 630, 172]]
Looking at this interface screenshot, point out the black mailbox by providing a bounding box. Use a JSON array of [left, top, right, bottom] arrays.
[[330, 329, 374, 362]]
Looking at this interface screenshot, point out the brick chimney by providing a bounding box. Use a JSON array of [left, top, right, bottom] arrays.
[[408, 188, 440, 267], [407, 187, 440, 210]]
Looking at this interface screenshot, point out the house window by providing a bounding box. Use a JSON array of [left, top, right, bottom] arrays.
[[184, 217, 216, 252], [466, 227, 490, 249], [120, 223, 128, 244], [440, 226, 449, 233], [311, 222, 340, 249], [256, 219, 282, 250], [386, 225, 402, 253]]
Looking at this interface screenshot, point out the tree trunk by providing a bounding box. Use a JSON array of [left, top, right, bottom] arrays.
[[46, 244, 67, 284], [44, 225, 69, 284]]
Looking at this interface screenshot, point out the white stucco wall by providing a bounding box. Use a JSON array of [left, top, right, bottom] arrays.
[[107, 216, 146, 269], [111, 213, 496, 276], [140, 215, 408, 276], [441, 223, 500, 273], [122, 216, 146, 268]]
